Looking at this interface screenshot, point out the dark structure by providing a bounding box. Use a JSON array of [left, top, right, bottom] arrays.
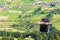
[[41, 18, 50, 22], [39, 18, 51, 33]]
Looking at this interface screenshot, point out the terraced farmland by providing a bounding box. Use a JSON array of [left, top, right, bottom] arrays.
[[0, 0, 59, 40]]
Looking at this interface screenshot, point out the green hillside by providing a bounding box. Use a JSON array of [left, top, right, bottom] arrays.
[[0, 0, 60, 40]]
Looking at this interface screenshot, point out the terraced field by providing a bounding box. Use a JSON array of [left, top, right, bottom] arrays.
[[0, 0, 60, 40]]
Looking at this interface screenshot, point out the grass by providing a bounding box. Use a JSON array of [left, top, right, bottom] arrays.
[[30, 14, 47, 23], [0, 22, 16, 26], [0, 11, 9, 15], [0, 0, 59, 40], [0, 0, 6, 4], [10, 6, 31, 11], [0, 0, 59, 32], [22, 0, 35, 5], [24, 38, 34, 40], [51, 14, 60, 30], [0, 37, 34, 40], [8, 13, 20, 21], [56, 4, 60, 9], [40, 0, 55, 2]]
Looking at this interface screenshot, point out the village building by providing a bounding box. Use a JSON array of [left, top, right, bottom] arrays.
[[37, 18, 51, 33]]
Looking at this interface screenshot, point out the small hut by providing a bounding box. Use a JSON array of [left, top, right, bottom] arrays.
[[37, 18, 51, 33]]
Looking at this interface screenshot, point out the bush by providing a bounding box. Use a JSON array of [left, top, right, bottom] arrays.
[[9, 37, 14, 40]]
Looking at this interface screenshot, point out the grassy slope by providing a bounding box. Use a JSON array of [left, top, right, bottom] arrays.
[[0, 0, 59, 31], [52, 14, 60, 30], [0, 0, 59, 40]]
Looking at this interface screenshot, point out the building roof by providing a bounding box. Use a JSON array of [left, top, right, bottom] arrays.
[[37, 22, 51, 25]]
